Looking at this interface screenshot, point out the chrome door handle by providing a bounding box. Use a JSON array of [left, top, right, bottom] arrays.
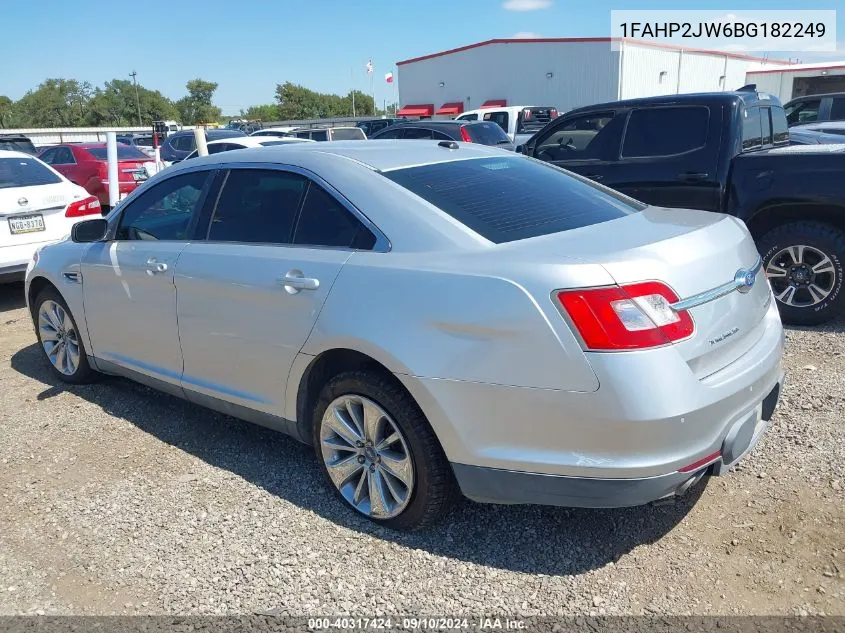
[[281, 270, 320, 293], [145, 258, 168, 275]]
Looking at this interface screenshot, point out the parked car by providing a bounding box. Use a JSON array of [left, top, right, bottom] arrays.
[[784, 92, 845, 127], [183, 135, 314, 160], [39, 143, 151, 209], [226, 119, 263, 134], [0, 150, 100, 282], [356, 118, 403, 138], [25, 141, 784, 530], [520, 86, 845, 325], [116, 134, 157, 158], [251, 127, 297, 137], [370, 119, 515, 150], [0, 134, 38, 156], [288, 127, 367, 141], [159, 129, 247, 163], [456, 106, 559, 146]]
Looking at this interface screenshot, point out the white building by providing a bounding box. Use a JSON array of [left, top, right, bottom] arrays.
[[396, 38, 785, 117], [746, 61, 845, 103]]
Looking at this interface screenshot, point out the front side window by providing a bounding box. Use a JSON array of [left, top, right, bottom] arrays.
[[384, 156, 643, 244], [53, 147, 75, 164], [207, 169, 307, 244], [331, 128, 366, 140], [116, 171, 210, 241], [534, 111, 617, 161], [172, 135, 195, 152], [742, 107, 763, 151], [785, 99, 821, 126], [294, 184, 374, 249], [0, 157, 62, 189], [38, 148, 58, 164], [622, 106, 709, 158], [459, 113, 478, 121]]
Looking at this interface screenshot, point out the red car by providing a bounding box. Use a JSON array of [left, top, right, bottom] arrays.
[[38, 143, 151, 209]]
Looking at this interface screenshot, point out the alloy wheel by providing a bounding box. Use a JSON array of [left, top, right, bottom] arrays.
[[38, 300, 80, 376], [765, 244, 837, 308], [319, 395, 415, 519]]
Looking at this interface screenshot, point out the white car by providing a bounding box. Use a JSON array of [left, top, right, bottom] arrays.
[[183, 135, 313, 160], [0, 150, 100, 283], [251, 127, 298, 137], [456, 105, 559, 145]]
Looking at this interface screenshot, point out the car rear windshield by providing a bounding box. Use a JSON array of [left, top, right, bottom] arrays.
[[87, 146, 150, 160], [465, 122, 512, 146], [518, 107, 557, 134], [331, 128, 366, 140], [0, 157, 62, 189], [0, 138, 38, 155], [383, 156, 643, 244]]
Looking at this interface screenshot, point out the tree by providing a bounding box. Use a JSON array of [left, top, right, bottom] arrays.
[[274, 82, 375, 120], [13, 79, 93, 127], [240, 103, 279, 121], [176, 78, 222, 124], [0, 96, 14, 128], [86, 79, 179, 126]]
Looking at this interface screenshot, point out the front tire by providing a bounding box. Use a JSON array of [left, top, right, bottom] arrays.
[[758, 221, 845, 326], [33, 287, 98, 384], [312, 370, 457, 531]]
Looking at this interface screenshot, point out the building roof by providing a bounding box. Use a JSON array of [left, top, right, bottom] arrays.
[[747, 61, 845, 75], [396, 37, 792, 67]]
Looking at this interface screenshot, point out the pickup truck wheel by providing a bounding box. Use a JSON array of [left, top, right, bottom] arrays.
[[759, 222, 845, 326]]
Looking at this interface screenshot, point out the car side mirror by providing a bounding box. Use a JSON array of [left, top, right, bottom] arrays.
[[71, 219, 108, 243]]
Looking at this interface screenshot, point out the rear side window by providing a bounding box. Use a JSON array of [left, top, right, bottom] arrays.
[[311, 130, 328, 142], [483, 111, 509, 132], [330, 128, 366, 140], [208, 169, 307, 244], [294, 184, 375, 249], [0, 157, 62, 189], [771, 107, 790, 144], [785, 99, 821, 125], [622, 107, 709, 158], [831, 98, 845, 121], [384, 157, 643, 244], [373, 128, 403, 139], [459, 113, 478, 121], [465, 122, 511, 146], [403, 127, 434, 139], [742, 107, 763, 151]]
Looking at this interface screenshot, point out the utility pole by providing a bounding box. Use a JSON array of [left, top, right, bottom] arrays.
[[129, 71, 142, 125]]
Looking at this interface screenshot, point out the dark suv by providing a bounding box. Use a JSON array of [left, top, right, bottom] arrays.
[[370, 120, 515, 150], [0, 134, 38, 155], [160, 129, 247, 162], [784, 92, 845, 126], [357, 118, 403, 137]]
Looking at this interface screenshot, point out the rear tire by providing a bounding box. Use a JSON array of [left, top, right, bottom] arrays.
[[33, 287, 98, 384], [758, 221, 845, 326], [312, 370, 458, 531]]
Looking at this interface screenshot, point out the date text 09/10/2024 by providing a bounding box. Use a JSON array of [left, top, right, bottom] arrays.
[[308, 617, 527, 630]]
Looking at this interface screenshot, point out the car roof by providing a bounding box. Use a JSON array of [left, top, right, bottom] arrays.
[[206, 136, 287, 147], [566, 89, 779, 116], [172, 139, 508, 172], [0, 149, 37, 159], [0, 133, 33, 141]]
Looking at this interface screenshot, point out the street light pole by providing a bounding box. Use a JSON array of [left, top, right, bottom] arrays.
[[129, 71, 142, 125]]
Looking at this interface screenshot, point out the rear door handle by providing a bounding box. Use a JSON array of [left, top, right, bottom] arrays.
[[280, 270, 320, 293], [677, 172, 709, 182], [145, 257, 168, 275]]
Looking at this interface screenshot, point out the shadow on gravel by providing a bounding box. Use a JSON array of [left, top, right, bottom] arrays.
[[784, 314, 845, 335], [12, 341, 704, 576], [0, 282, 26, 314]]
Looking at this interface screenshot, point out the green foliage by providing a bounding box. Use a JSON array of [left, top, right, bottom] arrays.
[[176, 79, 222, 124], [12, 79, 94, 127], [275, 82, 375, 120], [86, 79, 179, 126], [240, 103, 279, 121], [0, 96, 14, 128]]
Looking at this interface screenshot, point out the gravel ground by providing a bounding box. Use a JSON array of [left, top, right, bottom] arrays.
[[0, 281, 843, 617]]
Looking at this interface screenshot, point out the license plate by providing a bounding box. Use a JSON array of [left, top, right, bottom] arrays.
[[8, 214, 45, 235]]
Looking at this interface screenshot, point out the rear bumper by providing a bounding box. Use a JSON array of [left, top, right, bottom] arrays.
[[451, 379, 782, 508]]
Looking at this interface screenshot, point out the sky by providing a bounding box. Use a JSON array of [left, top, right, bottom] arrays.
[[2, 0, 843, 116]]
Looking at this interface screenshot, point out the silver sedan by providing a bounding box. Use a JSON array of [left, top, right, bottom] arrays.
[[24, 141, 785, 530]]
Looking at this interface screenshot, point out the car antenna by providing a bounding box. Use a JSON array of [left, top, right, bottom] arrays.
[[438, 141, 459, 150]]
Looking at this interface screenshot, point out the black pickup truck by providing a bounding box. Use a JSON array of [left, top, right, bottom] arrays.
[[520, 86, 845, 325]]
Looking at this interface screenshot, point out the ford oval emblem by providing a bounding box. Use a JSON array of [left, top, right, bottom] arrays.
[[17, 197, 28, 206], [735, 268, 757, 294]]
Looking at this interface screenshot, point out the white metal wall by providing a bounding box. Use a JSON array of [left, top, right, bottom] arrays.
[[397, 41, 621, 114], [745, 68, 845, 102]]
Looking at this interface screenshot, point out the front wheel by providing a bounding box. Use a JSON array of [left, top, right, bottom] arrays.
[[313, 370, 457, 531], [33, 287, 98, 384], [758, 221, 845, 326]]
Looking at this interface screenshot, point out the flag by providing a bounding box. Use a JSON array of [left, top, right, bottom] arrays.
[[366, 60, 373, 74], [385, 72, 394, 84]]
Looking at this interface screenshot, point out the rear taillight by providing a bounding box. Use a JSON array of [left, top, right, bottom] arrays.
[[522, 108, 533, 120], [550, 108, 559, 119], [460, 126, 472, 143], [556, 281, 694, 350], [65, 196, 101, 218]]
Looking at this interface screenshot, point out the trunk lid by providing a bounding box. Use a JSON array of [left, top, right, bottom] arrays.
[[516, 206, 772, 377], [0, 182, 83, 246]]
